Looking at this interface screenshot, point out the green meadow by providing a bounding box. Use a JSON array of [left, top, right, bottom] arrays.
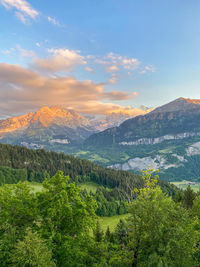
[[171, 180, 200, 192]]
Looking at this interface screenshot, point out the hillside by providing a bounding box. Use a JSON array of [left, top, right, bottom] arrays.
[[0, 144, 177, 197], [81, 98, 200, 182]]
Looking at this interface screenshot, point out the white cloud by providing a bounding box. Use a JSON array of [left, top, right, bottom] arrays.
[[121, 58, 140, 70], [85, 66, 94, 73], [106, 65, 119, 72], [108, 74, 119, 84], [0, 0, 39, 23], [17, 45, 35, 58], [47, 16, 61, 27], [95, 52, 140, 75], [1, 48, 15, 55], [139, 65, 156, 74], [15, 10, 27, 23]]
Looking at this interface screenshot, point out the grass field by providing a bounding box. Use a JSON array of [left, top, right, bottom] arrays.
[[28, 181, 109, 194], [171, 180, 200, 192], [79, 182, 101, 193], [99, 213, 130, 232], [29, 182, 43, 193]]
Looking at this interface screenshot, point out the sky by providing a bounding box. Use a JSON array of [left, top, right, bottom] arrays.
[[0, 0, 200, 118]]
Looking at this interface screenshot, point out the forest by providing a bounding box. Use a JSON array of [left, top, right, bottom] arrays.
[[0, 143, 176, 217], [0, 169, 200, 266]]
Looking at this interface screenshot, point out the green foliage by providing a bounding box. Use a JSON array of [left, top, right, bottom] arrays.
[[105, 226, 111, 242], [11, 229, 55, 267], [183, 185, 196, 209], [127, 170, 200, 266], [93, 220, 104, 242], [0, 166, 27, 185], [0, 143, 177, 217], [0, 171, 99, 266], [1, 161, 200, 266]]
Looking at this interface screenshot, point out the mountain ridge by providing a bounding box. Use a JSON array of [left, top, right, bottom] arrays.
[[84, 97, 200, 147]]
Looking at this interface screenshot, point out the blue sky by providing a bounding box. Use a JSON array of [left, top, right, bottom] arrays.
[[0, 0, 200, 117]]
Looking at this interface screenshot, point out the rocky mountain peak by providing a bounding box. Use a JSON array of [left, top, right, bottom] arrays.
[[0, 106, 91, 135], [152, 97, 200, 114]]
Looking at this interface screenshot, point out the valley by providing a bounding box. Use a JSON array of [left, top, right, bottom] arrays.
[[2, 98, 200, 182]]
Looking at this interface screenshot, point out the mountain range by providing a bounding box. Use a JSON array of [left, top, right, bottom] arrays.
[[0, 105, 148, 150], [82, 98, 200, 182], [2, 97, 200, 182]]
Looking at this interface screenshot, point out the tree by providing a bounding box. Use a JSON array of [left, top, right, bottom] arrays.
[[183, 185, 195, 209], [114, 219, 128, 245], [0, 182, 38, 266], [37, 171, 98, 265], [105, 226, 111, 242], [93, 220, 104, 242], [127, 169, 199, 267], [11, 229, 55, 267]]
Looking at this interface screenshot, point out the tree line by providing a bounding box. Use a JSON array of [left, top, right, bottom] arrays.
[[0, 143, 177, 217]]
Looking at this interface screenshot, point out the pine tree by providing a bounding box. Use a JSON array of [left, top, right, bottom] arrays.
[[105, 226, 111, 242], [183, 185, 195, 209], [93, 220, 104, 242]]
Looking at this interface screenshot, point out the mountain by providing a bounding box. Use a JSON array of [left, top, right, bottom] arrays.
[[0, 106, 149, 150], [0, 106, 95, 149], [82, 98, 200, 182], [86, 106, 153, 131], [85, 98, 200, 146]]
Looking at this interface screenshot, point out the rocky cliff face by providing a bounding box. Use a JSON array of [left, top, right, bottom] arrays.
[[120, 132, 200, 146], [109, 154, 182, 172]]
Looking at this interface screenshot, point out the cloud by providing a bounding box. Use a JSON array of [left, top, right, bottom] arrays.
[[32, 48, 87, 73], [95, 52, 154, 79], [0, 0, 39, 23], [105, 65, 119, 72], [47, 16, 61, 27], [139, 65, 156, 74], [16, 45, 35, 58], [70, 102, 147, 116], [85, 66, 94, 73], [108, 74, 119, 84], [15, 10, 27, 23], [0, 63, 139, 116], [121, 58, 140, 70], [1, 48, 15, 55]]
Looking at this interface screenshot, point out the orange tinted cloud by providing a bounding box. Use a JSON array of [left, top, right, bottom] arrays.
[[0, 63, 142, 116], [33, 48, 87, 73]]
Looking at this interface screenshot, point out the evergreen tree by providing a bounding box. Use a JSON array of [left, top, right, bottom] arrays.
[[105, 226, 111, 242], [183, 185, 195, 209], [93, 220, 104, 242]]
